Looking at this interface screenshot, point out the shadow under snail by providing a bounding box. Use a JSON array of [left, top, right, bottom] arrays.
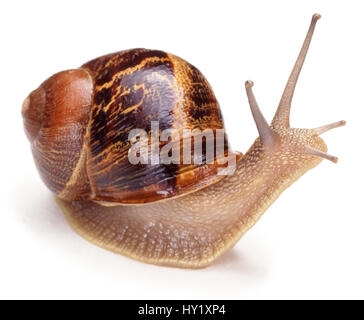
[[22, 14, 345, 268]]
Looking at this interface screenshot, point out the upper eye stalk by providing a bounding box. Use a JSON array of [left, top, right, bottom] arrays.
[[244, 14, 346, 163]]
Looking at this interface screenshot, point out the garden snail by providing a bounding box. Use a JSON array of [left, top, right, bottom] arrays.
[[22, 14, 345, 268]]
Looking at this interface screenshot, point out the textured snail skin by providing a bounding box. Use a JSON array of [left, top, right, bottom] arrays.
[[57, 133, 325, 268], [23, 14, 345, 268]]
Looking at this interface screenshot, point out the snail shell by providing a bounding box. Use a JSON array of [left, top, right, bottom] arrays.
[[23, 49, 239, 205]]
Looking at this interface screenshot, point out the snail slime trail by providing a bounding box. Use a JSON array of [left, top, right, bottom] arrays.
[[23, 14, 345, 268]]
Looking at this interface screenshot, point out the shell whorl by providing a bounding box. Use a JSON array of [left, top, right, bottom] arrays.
[[22, 69, 93, 197]]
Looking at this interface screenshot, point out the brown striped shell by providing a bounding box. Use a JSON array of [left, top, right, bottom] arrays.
[[22, 49, 238, 204]]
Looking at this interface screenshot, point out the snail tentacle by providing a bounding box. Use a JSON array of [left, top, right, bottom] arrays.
[[304, 145, 339, 163], [273, 13, 321, 128], [313, 120, 347, 135], [245, 80, 279, 147]]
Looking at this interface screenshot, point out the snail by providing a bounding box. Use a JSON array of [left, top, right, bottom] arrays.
[[22, 14, 345, 268]]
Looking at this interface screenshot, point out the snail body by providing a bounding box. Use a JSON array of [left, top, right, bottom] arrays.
[[23, 14, 345, 268]]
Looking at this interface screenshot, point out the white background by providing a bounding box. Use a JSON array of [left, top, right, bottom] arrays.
[[1, 0, 363, 299]]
